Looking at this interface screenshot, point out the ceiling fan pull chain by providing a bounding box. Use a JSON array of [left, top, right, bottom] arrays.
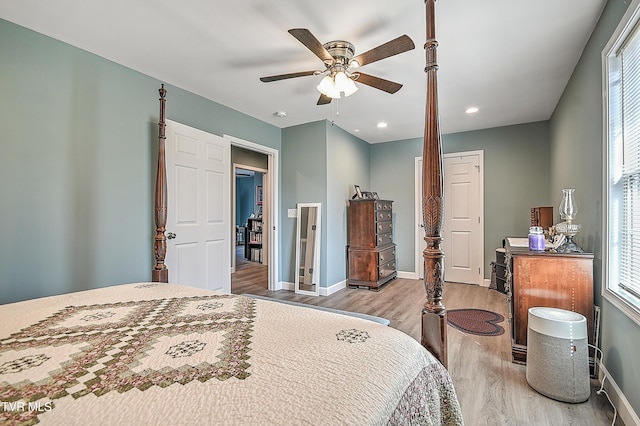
[[330, 98, 340, 127]]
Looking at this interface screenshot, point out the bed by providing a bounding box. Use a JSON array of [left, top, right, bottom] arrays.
[[2, 0, 456, 424], [1, 283, 462, 425]]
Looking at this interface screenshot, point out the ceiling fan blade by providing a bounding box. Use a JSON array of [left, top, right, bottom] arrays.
[[260, 71, 317, 82], [317, 94, 332, 105], [288, 28, 334, 64], [355, 72, 403, 94], [351, 35, 415, 67]]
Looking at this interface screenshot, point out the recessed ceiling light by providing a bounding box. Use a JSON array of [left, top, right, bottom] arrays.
[[465, 107, 479, 114], [377, 122, 388, 128], [274, 111, 287, 118], [354, 129, 360, 132]]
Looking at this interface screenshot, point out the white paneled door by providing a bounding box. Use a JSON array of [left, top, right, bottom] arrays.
[[442, 153, 483, 285], [415, 151, 484, 285], [165, 120, 231, 293]]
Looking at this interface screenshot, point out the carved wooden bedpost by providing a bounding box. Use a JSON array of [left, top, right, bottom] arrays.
[[421, 0, 447, 368], [152, 85, 169, 282]]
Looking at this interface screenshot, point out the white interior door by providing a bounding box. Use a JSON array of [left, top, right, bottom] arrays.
[[415, 151, 484, 285], [442, 153, 483, 284], [165, 120, 231, 293]]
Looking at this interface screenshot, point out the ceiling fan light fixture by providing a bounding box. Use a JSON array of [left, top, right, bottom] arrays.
[[334, 71, 358, 97], [342, 77, 358, 97], [317, 75, 341, 99]]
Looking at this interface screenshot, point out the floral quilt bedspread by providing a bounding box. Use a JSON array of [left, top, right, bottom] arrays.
[[0, 283, 463, 425]]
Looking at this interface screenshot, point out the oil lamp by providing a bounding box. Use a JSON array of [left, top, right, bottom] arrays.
[[555, 188, 583, 253]]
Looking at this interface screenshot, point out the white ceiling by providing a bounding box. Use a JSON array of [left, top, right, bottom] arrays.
[[0, 0, 606, 143]]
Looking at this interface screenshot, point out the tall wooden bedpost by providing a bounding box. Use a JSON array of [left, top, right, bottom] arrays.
[[421, 0, 447, 367], [152, 84, 169, 282]]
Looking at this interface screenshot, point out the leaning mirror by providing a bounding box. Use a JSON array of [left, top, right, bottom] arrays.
[[295, 203, 321, 296]]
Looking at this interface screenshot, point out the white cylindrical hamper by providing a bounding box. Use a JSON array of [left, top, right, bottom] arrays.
[[526, 307, 590, 403]]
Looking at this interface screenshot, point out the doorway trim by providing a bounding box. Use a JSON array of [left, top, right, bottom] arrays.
[[414, 150, 485, 284], [225, 134, 280, 291]]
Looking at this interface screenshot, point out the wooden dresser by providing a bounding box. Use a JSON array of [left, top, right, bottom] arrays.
[[347, 199, 397, 290], [505, 240, 594, 364]]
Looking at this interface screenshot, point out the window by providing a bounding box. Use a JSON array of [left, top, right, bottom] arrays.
[[604, 0, 640, 324]]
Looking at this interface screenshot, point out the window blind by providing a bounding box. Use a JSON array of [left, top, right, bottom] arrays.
[[619, 29, 640, 299]]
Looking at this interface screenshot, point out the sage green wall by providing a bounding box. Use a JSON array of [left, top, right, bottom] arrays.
[[0, 19, 280, 304], [326, 122, 370, 287], [281, 121, 328, 286], [549, 0, 639, 414], [369, 138, 423, 274], [280, 121, 368, 289], [370, 121, 551, 277]]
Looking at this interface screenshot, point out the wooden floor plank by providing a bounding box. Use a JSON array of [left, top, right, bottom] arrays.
[[231, 253, 619, 425]]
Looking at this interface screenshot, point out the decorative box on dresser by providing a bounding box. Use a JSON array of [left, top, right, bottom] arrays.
[[505, 239, 594, 364], [347, 199, 397, 290]]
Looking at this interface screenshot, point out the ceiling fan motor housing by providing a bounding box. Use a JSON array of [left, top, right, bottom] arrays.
[[323, 41, 355, 67]]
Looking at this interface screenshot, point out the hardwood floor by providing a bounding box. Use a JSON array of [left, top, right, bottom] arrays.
[[231, 255, 619, 425]]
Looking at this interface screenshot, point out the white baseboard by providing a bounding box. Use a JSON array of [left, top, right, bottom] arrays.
[[280, 281, 294, 291], [322, 280, 346, 296], [397, 270, 418, 279], [482, 278, 491, 287], [598, 361, 640, 426], [277, 280, 346, 296]]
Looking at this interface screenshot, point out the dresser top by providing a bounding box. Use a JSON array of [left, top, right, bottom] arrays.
[[505, 237, 593, 259], [349, 198, 392, 203]]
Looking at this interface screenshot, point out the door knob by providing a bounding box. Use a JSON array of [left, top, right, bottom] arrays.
[[167, 232, 176, 240]]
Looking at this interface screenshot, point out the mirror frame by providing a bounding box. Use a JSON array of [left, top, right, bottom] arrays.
[[295, 202, 321, 296]]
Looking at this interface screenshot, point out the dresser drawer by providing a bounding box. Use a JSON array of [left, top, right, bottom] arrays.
[[379, 260, 396, 279], [375, 200, 393, 211], [376, 221, 393, 235], [378, 245, 396, 264], [376, 210, 392, 221], [376, 233, 393, 247]]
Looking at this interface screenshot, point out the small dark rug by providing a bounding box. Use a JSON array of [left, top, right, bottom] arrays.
[[447, 308, 505, 336]]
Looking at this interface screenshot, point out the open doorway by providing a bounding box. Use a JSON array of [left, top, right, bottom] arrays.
[[234, 165, 267, 272], [230, 142, 274, 294]]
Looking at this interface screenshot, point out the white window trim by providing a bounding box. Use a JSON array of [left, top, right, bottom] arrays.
[[602, 0, 640, 327]]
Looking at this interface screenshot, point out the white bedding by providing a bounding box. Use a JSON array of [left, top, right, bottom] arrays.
[[0, 283, 463, 425]]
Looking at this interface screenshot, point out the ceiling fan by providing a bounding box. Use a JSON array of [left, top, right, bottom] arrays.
[[260, 28, 415, 105]]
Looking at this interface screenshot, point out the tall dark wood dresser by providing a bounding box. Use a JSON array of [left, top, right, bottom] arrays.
[[347, 199, 397, 290]]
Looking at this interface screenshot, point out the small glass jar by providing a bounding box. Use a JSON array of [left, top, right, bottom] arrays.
[[528, 226, 545, 251]]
